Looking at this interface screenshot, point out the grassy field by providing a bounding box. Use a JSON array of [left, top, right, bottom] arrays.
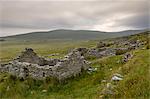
[[0, 49, 149, 99], [0, 40, 97, 63], [0, 32, 149, 99]]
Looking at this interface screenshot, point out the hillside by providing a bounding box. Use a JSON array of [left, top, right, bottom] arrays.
[[0, 31, 149, 99], [0, 29, 145, 41]]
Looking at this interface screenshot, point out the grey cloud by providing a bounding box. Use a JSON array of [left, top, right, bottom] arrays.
[[114, 14, 149, 29], [0, 0, 149, 36]]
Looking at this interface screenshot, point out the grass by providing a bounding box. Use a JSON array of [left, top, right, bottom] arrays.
[[0, 40, 97, 63], [0, 32, 149, 98], [0, 49, 149, 99], [113, 49, 150, 98]]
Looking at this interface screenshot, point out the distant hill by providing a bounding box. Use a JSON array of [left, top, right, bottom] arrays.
[[0, 29, 146, 41]]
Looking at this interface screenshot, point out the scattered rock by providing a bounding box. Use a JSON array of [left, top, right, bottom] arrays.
[[100, 73, 124, 96], [111, 73, 123, 81], [111, 76, 123, 81], [87, 67, 97, 74]]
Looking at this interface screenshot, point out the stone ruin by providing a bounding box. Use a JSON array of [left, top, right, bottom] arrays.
[[87, 39, 144, 58], [15, 48, 60, 66], [0, 34, 146, 81], [0, 48, 90, 81], [75, 39, 143, 60], [76, 47, 118, 58], [76, 47, 116, 58]]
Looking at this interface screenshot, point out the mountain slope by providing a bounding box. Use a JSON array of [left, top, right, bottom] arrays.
[[0, 29, 145, 41]]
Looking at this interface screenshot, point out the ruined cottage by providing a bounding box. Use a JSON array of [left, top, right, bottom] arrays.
[[0, 35, 145, 81], [0, 48, 90, 81]]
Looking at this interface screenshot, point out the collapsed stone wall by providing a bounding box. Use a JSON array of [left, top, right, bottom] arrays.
[[76, 47, 116, 58], [0, 36, 146, 81], [76, 39, 145, 58], [0, 48, 90, 81], [16, 48, 60, 66]]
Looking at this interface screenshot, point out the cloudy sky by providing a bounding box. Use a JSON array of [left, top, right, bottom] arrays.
[[0, 0, 149, 37]]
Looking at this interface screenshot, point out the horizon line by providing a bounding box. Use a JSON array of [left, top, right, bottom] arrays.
[[0, 28, 147, 38]]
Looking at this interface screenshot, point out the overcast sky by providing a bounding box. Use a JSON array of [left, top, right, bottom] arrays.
[[0, 0, 149, 37]]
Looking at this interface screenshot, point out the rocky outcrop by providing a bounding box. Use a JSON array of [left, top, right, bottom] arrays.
[[0, 48, 90, 81]]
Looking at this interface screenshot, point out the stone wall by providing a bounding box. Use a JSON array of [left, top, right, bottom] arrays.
[[76, 39, 144, 59], [0, 37, 145, 81], [16, 48, 60, 66], [0, 48, 90, 81], [76, 47, 116, 58]]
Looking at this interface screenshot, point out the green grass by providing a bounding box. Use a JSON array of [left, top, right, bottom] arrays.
[[0, 49, 149, 99], [113, 49, 150, 98], [0, 40, 97, 63], [0, 32, 149, 98]]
